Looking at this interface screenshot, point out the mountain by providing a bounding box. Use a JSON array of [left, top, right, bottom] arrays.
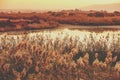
[[82, 3, 120, 12]]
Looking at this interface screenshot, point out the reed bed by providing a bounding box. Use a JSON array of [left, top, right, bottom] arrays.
[[0, 29, 120, 80]]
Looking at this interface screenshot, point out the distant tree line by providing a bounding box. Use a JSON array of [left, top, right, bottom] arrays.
[[88, 11, 120, 17]]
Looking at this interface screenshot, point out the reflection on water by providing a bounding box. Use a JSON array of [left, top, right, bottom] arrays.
[[0, 29, 120, 53]]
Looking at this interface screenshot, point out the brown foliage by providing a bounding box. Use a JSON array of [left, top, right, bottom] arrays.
[[0, 10, 120, 31], [0, 30, 120, 80]]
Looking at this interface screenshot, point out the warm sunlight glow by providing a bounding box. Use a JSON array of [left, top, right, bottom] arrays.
[[0, 0, 120, 10], [0, 0, 4, 7], [1, 29, 120, 51]]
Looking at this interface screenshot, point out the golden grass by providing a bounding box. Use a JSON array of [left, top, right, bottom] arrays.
[[0, 29, 120, 80]]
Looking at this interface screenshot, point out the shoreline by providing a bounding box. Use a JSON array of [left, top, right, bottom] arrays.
[[0, 24, 120, 34]]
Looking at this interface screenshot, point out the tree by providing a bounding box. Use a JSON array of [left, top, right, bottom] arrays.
[[95, 12, 104, 17]]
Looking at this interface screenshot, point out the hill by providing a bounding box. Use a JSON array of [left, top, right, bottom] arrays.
[[82, 3, 120, 12]]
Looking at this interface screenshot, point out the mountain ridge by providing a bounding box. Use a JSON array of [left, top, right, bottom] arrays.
[[82, 3, 120, 12]]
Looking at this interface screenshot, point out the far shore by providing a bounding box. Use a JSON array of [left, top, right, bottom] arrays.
[[0, 10, 120, 31]]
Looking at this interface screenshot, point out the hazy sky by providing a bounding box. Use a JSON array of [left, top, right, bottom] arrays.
[[0, 0, 120, 10]]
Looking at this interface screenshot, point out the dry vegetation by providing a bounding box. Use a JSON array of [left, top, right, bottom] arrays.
[[0, 29, 120, 80], [0, 10, 120, 31]]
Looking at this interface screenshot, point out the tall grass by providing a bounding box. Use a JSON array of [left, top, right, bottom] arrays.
[[0, 29, 120, 80]]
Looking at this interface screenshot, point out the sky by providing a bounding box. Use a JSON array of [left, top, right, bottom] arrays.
[[0, 0, 120, 10]]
